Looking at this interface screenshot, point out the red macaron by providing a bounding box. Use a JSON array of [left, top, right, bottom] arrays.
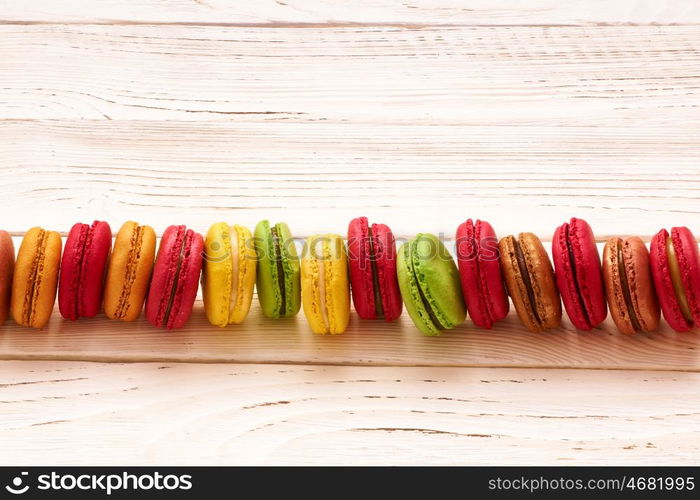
[[552, 217, 607, 330], [145, 225, 204, 329], [58, 221, 112, 320], [455, 219, 509, 328], [347, 217, 402, 321], [650, 226, 700, 332]]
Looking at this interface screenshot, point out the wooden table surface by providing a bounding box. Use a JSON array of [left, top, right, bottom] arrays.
[[1, 0, 699, 465]]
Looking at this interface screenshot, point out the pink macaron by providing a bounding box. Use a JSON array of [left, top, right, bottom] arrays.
[[145, 225, 204, 329], [347, 217, 403, 321], [58, 221, 112, 320], [455, 219, 509, 329], [650, 227, 700, 332], [552, 217, 607, 330]]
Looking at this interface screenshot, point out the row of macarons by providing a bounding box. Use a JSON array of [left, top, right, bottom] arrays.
[[0, 217, 696, 335]]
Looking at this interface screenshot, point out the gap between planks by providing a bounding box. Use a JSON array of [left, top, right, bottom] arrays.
[[2, 21, 697, 27]]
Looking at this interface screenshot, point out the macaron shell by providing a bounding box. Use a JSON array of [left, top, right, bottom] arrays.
[[301, 236, 326, 333], [521, 232, 561, 330], [145, 225, 201, 329], [397, 240, 439, 335], [202, 222, 233, 327], [166, 229, 203, 329], [58, 221, 112, 320], [412, 233, 466, 330], [650, 229, 691, 332], [347, 217, 377, 319], [301, 234, 350, 334], [456, 219, 509, 329], [0, 231, 15, 324], [325, 235, 350, 333], [276, 222, 301, 317], [552, 218, 606, 330], [254, 220, 282, 318], [11, 227, 62, 328], [625, 238, 661, 332], [371, 223, 402, 321], [228, 224, 256, 324], [499, 235, 540, 332], [672, 227, 700, 327], [79, 221, 112, 318], [552, 222, 584, 328], [103, 221, 156, 321], [602, 237, 659, 334], [499, 233, 561, 332], [58, 223, 89, 320]]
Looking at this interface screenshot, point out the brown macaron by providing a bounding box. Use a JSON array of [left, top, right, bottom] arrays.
[[602, 237, 660, 334], [499, 232, 562, 332], [0, 231, 15, 324]]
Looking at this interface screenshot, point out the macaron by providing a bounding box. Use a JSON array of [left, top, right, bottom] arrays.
[[103, 221, 156, 321], [602, 236, 659, 334], [202, 223, 257, 326], [396, 233, 466, 335], [455, 219, 509, 329], [58, 221, 112, 320], [347, 217, 402, 321], [649, 227, 700, 332], [11, 227, 63, 328], [552, 218, 607, 330], [0, 231, 15, 325], [499, 232, 561, 332], [145, 225, 204, 329], [253, 220, 301, 319], [301, 234, 350, 334]]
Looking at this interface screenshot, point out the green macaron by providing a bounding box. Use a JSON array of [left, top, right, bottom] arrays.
[[254, 220, 301, 319], [397, 233, 466, 335]]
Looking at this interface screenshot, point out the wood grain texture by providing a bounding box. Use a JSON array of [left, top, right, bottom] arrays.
[[1, 361, 698, 465], [2, 1, 699, 466], [1, 300, 699, 371], [2, 0, 699, 25], [1, 119, 699, 238], [2, 25, 700, 122], [1, 24, 698, 237]]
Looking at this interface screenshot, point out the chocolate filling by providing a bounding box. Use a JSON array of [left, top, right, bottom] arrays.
[[271, 226, 286, 316], [617, 239, 642, 331], [565, 224, 591, 327], [512, 237, 541, 326], [367, 225, 384, 318], [163, 228, 187, 327]]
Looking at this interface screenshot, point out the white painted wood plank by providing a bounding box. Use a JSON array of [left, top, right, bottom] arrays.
[[1, 25, 699, 122], [1, 361, 698, 465], [1, 119, 698, 238], [1, 0, 699, 25], [0, 300, 699, 371]]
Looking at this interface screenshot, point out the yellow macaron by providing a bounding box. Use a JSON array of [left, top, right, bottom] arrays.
[[301, 234, 350, 334], [202, 222, 257, 326]]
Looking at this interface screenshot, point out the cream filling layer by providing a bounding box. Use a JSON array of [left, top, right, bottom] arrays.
[[666, 236, 693, 322]]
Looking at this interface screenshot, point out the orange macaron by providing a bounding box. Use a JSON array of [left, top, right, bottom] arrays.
[[103, 221, 157, 322], [11, 227, 62, 328]]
